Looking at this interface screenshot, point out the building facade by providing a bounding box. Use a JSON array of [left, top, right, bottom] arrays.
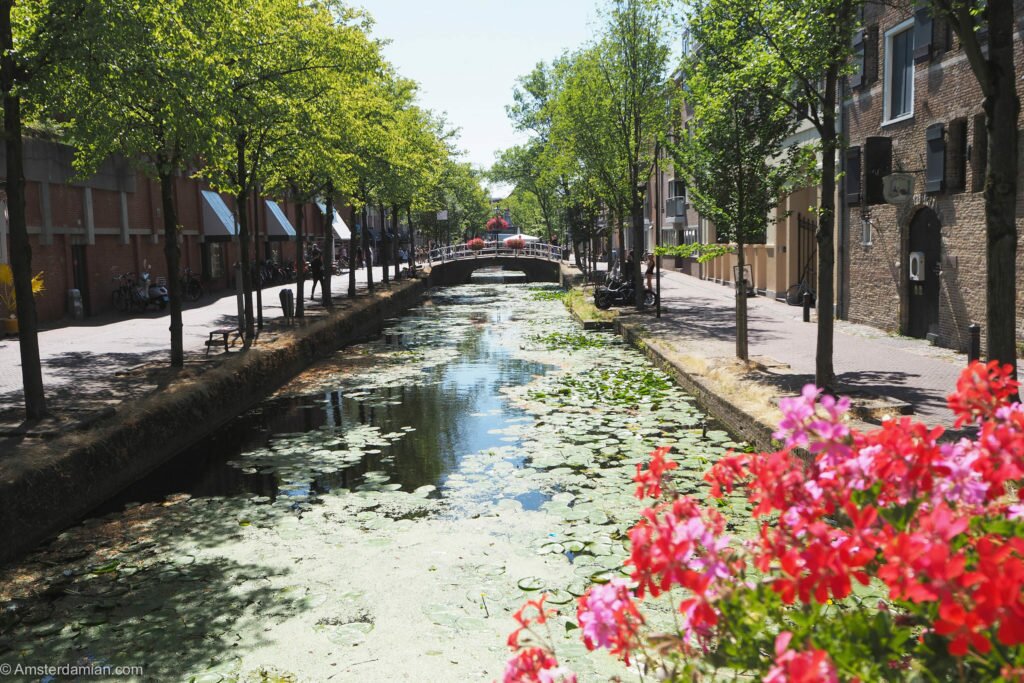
[[0, 138, 353, 325], [842, 0, 1024, 351]]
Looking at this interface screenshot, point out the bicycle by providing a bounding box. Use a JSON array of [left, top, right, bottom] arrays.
[[181, 267, 203, 302], [785, 280, 816, 307]]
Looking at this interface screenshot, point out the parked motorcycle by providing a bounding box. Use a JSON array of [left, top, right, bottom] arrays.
[[594, 272, 656, 310]]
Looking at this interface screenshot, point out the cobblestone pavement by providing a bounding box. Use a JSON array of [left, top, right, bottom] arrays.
[[0, 267, 398, 431], [649, 269, 966, 427]]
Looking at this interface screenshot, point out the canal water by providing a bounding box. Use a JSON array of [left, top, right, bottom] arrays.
[[0, 279, 745, 682]]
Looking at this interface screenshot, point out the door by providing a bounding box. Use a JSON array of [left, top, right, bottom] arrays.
[[907, 207, 941, 339], [70, 244, 91, 316]]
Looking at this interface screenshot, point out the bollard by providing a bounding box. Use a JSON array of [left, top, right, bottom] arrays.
[[802, 290, 812, 323], [279, 288, 295, 322], [968, 323, 981, 364]]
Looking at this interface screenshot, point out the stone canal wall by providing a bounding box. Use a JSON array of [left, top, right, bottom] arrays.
[[0, 279, 427, 565]]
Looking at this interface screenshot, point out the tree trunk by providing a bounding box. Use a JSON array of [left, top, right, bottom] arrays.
[[982, 0, 1019, 376], [736, 236, 749, 361], [365, 204, 374, 294], [253, 187, 263, 330], [158, 170, 184, 367], [348, 203, 359, 298], [815, 64, 838, 391], [1, 0, 45, 419], [407, 205, 416, 275], [379, 205, 389, 284], [323, 190, 334, 307], [234, 136, 255, 345], [294, 192, 305, 317], [392, 204, 400, 280], [632, 199, 645, 308]]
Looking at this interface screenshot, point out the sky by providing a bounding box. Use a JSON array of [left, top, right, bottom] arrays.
[[356, 0, 601, 191]]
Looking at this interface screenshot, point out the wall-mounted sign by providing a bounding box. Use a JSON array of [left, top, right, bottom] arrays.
[[436, 210, 449, 221], [883, 173, 914, 204]]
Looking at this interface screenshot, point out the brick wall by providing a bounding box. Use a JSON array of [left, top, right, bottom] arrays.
[[843, 0, 1024, 352]]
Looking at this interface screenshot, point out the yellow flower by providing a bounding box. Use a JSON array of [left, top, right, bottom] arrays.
[[0, 264, 45, 314]]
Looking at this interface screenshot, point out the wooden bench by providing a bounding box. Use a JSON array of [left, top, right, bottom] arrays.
[[205, 328, 243, 356]]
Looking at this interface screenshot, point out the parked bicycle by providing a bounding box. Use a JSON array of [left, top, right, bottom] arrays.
[[181, 267, 203, 302]]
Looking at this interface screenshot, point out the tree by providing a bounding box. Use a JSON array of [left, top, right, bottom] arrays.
[[0, 0, 68, 418], [46, 0, 229, 369], [670, 18, 812, 360], [929, 0, 1019, 379], [694, 0, 858, 389]]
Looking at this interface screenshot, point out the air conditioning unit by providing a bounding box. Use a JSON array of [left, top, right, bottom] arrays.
[[909, 251, 926, 282]]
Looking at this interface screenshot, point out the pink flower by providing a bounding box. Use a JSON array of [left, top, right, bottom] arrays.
[[763, 632, 839, 683], [577, 579, 644, 663], [502, 647, 576, 683]]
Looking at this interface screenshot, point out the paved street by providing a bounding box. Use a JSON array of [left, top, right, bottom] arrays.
[[651, 268, 966, 427], [0, 266, 401, 428]]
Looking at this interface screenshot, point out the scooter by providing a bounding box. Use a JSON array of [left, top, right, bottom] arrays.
[[139, 270, 169, 310], [594, 272, 656, 309]]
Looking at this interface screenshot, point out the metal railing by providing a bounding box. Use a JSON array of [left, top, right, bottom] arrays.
[[427, 241, 563, 265]]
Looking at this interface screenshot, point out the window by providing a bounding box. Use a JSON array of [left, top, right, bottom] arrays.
[[884, 19, 915, 123], [971, 113, 987, 192], [861, 217, 872, 246]]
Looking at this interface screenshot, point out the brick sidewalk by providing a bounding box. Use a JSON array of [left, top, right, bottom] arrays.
[[0, 267, 396, 431], [649, 269, 966, 427]]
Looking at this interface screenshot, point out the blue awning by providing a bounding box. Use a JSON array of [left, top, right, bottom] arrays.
[[264, 201, 296, 239], [201, 190, 238, 240]]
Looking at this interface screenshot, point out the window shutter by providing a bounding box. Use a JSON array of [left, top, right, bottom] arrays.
[[865, 26, 880, 84], [914, 3, 933, 63], [864, 137, 892, 205], [971, 113, 988, 192], [845, 146, 862, 205], [850, 29, 866, 88], [947, 118, 967, 193], [925, 123, 945, 193]]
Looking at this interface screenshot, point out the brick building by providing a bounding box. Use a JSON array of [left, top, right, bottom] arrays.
[[0, 137, 354, 324], [842, 0, 1024, 351]]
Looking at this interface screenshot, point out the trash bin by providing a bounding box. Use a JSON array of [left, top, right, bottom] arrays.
[[279, 288, 295, 320], [67, 288, 85, 320]]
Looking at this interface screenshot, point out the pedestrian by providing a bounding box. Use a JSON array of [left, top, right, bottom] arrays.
[[623, 250, 635, 281], [645, 252, 655, 291], [309, 244, 323, 300]]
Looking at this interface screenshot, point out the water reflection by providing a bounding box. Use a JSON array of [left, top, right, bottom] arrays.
[[95, 283, 552, 515]]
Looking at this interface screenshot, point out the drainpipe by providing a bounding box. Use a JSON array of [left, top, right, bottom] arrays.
[[836, 75, 848, 320]]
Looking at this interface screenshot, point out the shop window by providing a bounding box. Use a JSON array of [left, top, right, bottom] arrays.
[[884, 19, 915, 123]]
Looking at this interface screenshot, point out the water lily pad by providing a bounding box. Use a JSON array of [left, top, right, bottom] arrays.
[[517, 576, 545, 592]]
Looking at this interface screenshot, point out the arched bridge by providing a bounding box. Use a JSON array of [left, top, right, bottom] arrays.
[[425, 242, 569, 285]]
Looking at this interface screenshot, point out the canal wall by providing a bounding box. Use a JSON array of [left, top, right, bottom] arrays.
[[0, 279, 428, 565], [615, 318, 780, 451]]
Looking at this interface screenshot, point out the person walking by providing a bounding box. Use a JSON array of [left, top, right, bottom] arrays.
[[645, 252, 655, 291], [309, 244, 323, 300]]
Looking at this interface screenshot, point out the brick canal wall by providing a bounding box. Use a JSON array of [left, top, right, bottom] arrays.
[[0, 279, 427, 565]]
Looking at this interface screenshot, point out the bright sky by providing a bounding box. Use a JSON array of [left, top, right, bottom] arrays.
[[356, 0, 600, 185]]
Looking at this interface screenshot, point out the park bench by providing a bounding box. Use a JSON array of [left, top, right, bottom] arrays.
[[205, 328, 243, 356]]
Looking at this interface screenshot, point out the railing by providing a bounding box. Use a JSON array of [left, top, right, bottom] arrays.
[[427, 241, 563, 265]]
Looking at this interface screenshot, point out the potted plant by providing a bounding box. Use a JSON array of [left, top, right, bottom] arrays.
[[486, 216, 509, 233], [466, 237, 485, 256], [505, 236, 526, 252], [0, 264, 45, 335]]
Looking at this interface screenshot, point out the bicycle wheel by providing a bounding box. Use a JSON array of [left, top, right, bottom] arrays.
[[595, 291, 612, 310], [785, 284, 801, 306], [111, 289, 128, 313], [643, 289, 657, 308]]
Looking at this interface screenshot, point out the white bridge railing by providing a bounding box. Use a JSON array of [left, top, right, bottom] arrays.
[[427, 241, 563, 265]]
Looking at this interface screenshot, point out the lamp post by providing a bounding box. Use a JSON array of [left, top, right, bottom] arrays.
[[654, 142, 662, 318]]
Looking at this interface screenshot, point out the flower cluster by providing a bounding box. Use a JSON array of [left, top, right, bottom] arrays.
[[505, 237, 527, 250], [487, 216, 510, 232], [467, 237, 486, 251], [502, 362, 1024, 679], [503, 595, 577, 683]]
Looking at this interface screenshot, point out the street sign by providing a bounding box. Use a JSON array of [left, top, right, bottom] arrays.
[[883, 173, 914, 204], [436, 210, 448, 221]]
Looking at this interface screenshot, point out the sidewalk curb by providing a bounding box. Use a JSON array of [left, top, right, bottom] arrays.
[[0, 280, 427, 566]]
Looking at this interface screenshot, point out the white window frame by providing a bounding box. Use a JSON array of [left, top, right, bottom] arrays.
[[883, 18, 915, 125]]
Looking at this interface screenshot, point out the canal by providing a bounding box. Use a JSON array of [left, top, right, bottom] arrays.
[[0, 279, 743, 682]]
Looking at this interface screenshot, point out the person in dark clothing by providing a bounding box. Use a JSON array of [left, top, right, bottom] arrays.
[[309, 244, 323, 300], [645, 252, 655, 290], [623, 250, 635, 281]]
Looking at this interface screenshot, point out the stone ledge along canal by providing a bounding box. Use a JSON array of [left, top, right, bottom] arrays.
[[0, 277, 747, 682]]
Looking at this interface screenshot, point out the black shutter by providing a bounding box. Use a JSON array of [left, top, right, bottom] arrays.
[[850, 29, 866, 89], [914, 3, 933, 63], [925, 123, 945, 193], [865, 26, 880, 84], [971, 113, 988, 192], [864, 137, 892, 205], [845, 146, 862, 205], [947, 118, 967, 193]]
